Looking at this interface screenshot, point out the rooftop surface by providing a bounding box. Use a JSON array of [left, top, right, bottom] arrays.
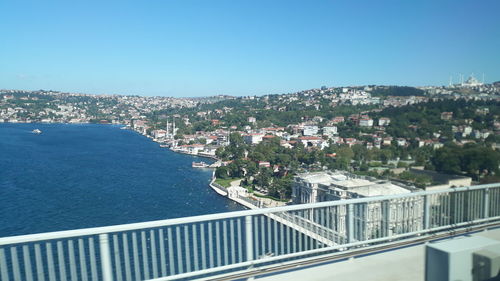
[[255, 227, 500, 281]]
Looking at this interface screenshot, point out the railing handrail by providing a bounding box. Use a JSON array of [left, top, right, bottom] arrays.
[[1, 182, 498, 246]]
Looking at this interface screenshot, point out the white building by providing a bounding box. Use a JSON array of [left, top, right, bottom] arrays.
[[152, 129, 167, 139], [243, 133, 264, 145], [322, 126, 338, 136], [292, 171, 423, 240], [378, 118, 391, 126], [359, 118, 374, 127], [396, 138, 407, 146], [303, 125, 319, 136], [298, 136, 326, 149]]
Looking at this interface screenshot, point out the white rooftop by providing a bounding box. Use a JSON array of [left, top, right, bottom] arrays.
[[297, 172, 412, 197], [298, 172, 347, 185], [332, 178, 373, 188], [351, 182, 412, 197]]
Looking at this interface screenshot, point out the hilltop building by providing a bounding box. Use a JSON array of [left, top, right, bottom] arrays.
[[451, 74, 484, 88]]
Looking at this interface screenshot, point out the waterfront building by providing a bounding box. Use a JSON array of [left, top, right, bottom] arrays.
[[152, 129, 167, 139], [292, 171, 423, 240]]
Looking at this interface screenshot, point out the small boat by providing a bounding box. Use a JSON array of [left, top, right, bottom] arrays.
[[192, 161, 209, 168], [32, 129, 42, 134]]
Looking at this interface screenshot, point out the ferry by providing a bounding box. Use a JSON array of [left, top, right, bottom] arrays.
[[32, 129, 42, 134], [192, 161, 210, 168]]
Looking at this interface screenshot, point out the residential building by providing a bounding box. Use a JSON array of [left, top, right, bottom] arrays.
[[322, 126, 338, 136], [378, 117, 391, 126], [441, 112, 453, 121], [359, 118, 373, 127], [303, 125, 319, 136], [243, 133, 264, 145]]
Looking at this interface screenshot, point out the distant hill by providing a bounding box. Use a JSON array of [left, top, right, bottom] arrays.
[[370, 86, 425, 97], [493, 81, 500, 87]]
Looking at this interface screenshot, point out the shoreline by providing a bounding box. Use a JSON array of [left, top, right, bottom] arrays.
[[124, 126, 261, 209], [128, 126, 288, 210]]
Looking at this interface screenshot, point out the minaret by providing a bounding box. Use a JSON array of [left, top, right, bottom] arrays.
[[172, 117, 176, 136], [449, 76, 453, 87], [166, 119, 170, 137]]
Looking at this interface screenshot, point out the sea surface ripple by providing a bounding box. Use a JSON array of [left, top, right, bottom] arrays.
[[0, 123, 242, 237]]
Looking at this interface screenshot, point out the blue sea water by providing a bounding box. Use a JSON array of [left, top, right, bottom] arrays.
[[0, 123, 242, 237]]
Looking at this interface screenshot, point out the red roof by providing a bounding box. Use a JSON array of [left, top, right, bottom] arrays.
[[299, 136, 322, 140]]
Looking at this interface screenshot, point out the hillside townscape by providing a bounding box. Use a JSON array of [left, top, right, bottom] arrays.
[[2, 76, 500, 203]]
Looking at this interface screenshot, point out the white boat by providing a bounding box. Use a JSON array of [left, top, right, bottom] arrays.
[[192, 161, 209, 168], [32, 129, 42, 134]]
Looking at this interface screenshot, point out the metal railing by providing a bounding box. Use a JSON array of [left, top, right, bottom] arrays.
[[1, 183, 500, 281]]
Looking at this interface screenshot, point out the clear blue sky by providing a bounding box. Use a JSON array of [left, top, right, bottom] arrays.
[[1, 0, 499, 97]]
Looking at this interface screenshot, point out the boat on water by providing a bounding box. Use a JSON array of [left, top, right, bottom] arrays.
[[32, 129, 42, 134], [192, 161, 210, 168]]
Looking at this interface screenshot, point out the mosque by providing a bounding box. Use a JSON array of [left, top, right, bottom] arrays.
[[450, 73, 484, 87]]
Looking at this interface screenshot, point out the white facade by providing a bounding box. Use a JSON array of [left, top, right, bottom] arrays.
[[303, 125, 319, 136], [243, 133, 264, 145], [359, 118, 373, 127], [152, 129, 167, 139], [292, 171, 423, 240], [322, 126, 338, 136], [378, 118, 391, 126]]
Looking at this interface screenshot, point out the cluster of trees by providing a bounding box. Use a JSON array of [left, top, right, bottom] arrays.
[[214, 134, 312, 199], [370, 86, 425, 97], [430, 143, 500, 180], [214, 133, 435, 199], [373, 99, 500, 140]]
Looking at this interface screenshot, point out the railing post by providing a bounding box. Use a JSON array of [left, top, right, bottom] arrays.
[[383, 200, 391, 237], [347, 204, 354, 243], [424, 195, 430, 229], [484, 188, 489, 219], [245, 216, 254, 261], [99, 234, 113, 281]]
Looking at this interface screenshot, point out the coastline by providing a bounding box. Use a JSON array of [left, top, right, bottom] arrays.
[[126, 125, 288, 210], [124, 125, 262, 209], [208, 174, 257, 210], [208, 171, 228, 197]]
